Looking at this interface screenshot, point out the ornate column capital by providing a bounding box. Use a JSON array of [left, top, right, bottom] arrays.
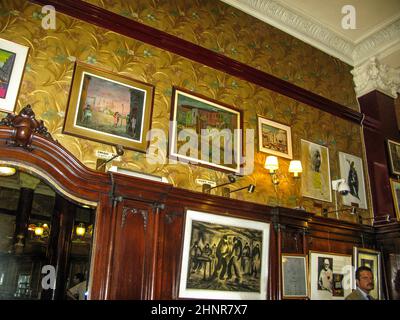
[[351, 57, 400, 99]]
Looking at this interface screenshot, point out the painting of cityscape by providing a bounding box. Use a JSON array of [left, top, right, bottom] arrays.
[[170, 88, 242, 173], [63, 62, 154, 152], [179, 210, 270, 300], [258, 116, 292, 159]]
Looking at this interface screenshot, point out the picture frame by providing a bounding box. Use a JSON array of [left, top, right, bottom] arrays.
[[309, 251, 353, 300], [63, 62, 154, 152], [338, 152, 368, 209], [257, 116, 292, 159], [169, 87, 242, 173], [0, 38, 29, 113], [178, 209, 270, 300], [387, 139, 400, 176], [301, 139, 332, 202], [390, 179, 400, 221], [353, 247, 382, 300], [281, 253, 309, 299]]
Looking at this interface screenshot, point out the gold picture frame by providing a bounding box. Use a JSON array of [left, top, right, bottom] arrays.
[[390, 178, 400, 221], [387, 139, 400, 176], [63, 62, 155, 152]]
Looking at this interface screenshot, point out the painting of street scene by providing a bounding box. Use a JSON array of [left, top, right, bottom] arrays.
[[75, 73, 146, 142], [258, 116, 292, 159], [0, 48, 16, 99], [178, 210, 270, 300], [172, 89, 241, 172]]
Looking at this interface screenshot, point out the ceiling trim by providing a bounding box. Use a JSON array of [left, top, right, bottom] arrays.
[[221, 0, 400, 67]]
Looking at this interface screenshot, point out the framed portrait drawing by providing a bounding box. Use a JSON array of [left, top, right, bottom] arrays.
[[301, 139, 332, 202], [63, 62, 154, 152], [353, 247, 381, 300], [309, 251, 353, 300], [178, 209, 270, 300], [169, 87, 242, 173], [338, 152, 368, 209], [0, 38, 29, 113], [387, 139, 400, 175], [390, 179, 400, 221], [257, 116, 292, 159], [281, 254, 309, 299]]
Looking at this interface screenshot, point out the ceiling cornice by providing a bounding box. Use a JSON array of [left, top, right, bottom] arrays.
[[221, 0, 400, 67]]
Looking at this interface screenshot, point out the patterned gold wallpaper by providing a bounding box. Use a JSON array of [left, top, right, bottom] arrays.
[[0, 0, 370, 222]]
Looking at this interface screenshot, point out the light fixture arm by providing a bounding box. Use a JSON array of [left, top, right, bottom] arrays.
[[96, 145, 124, 171]]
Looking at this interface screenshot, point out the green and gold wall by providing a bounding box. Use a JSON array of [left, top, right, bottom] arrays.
[[0, 0, 371, 222]]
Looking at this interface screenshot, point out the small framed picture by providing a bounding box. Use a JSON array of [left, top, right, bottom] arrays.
[[353, 247, 382, 300], [63, 62, 154, 152], [257, 116, 292, 159], [387, 139, 400, 176], [281, 254, 309, 299], [0, 38, 29, 113], [390, 179, 400, 221]]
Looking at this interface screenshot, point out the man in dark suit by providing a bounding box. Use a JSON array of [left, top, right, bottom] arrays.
[[345, 266, 375, 300]]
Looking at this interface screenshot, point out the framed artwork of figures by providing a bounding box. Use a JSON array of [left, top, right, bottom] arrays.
[[338, 152, 368, 209], [301, 139, 332, 202], [309, 251, 353, 300], [387, 139, 400, 175], [353, 247, 382, 300], [178, 209, 270, 300], [390, 179, 400, 221], [281, 254, 309, 299]]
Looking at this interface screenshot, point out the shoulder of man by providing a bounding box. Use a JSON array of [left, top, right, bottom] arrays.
[[345, 289, 364, 300]]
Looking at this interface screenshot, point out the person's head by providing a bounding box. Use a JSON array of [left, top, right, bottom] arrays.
[[323, 258, 330, 270], [73, 272, 84, 284], [355, 266, 374, 293]]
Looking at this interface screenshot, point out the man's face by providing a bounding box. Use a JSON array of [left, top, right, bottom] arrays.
[[357, 271, 374, 293], [324, 260, 330, 270]]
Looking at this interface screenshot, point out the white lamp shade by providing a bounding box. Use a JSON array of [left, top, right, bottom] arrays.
[[0, 166, 16, 176], [265, 156, 279, 171], [289, 160, 303, 174]]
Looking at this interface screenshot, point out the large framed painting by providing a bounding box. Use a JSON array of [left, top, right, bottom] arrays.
[[63, 62, 154, 152], [309, 251, 353, 300], [178, 209, 270, 300], [390, 179, 400, 221], [301, 139, 332, 202], [281, 254, 309, 299], [257, 116, 292, 159], [0, 38, 29, 113], [169, 87, 242, 173], [387, 139, 400, 176], [353, 247, 382, 300], [338, 152, 368, 209]]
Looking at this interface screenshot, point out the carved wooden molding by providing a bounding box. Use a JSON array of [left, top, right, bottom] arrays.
[[121, 207, 149, 231]]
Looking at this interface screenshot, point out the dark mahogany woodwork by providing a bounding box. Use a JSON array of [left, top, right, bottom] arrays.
[[13, 187, 34, 247], [29, 0, 362, 125]]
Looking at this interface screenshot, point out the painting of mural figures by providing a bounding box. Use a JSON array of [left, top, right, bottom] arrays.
[[63, 62, 154, 152], [338, 152, 368, 209], [301, 139, 332, 202], [178, 210, 270, 299], [170, 87, 242, 173], [0, 38, 29, 113]]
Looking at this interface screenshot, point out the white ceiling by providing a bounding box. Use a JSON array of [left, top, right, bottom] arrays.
[[221, 0, 400, 69]]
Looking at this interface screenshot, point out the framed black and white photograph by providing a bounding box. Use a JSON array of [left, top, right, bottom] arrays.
[[281, 254, 309, 299], [387, 139, 400, 176], [309, 251, 353, 300], [353, 247, 382, 300], [338, 152, 368, 209], [178, 209, 270, 300]]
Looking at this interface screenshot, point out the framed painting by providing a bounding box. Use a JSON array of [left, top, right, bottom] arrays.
[[63, 62, 154, 152], [387, 139, 400, 176], [301, 139, 332, 202], [0, 38, 29, 113], [281, 254, 309, 299], [257, 116, 292, 159], [169, 87, 242, 173], [309, 251, 353, 300], [338, 152, 368, 209], [178, 209, 270, 300], [353, 247, 382, 300], [390, 179, 400, 221]]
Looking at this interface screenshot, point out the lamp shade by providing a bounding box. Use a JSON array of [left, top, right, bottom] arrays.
[[289, 160, 303, 177], [265, 156, 279, 172], [34, 225, 44, 236], [0, 166, 16, 176], [76, 223, 86, 237]]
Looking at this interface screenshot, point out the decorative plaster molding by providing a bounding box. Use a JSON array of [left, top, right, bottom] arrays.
[[221, 0, 400, 67], [351, 57, 400, 98]]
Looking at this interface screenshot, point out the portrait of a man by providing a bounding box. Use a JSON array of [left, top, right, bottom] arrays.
[[318, 257, 333, 292]]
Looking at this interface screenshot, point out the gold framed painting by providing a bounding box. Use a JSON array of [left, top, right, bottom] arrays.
[[387, 139, 400, 176], [281, 253, 309, 299], [0, 38, 29, 113], [390, 178, 400, 221], [301, 139, 332, 202], [63, 62, 155, 152], [257, 116, 292, 159]]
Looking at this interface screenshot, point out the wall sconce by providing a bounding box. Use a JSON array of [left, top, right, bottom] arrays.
[[202, 174, 237, 194], [331, 178, 350, 218], [0, 166, 16, 176], [34, 224, 44, 237], [265, 156, 303, 185], [76, 223, 86, 237], [96, 145, 124, 172], [223, 184, 256, 197]]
